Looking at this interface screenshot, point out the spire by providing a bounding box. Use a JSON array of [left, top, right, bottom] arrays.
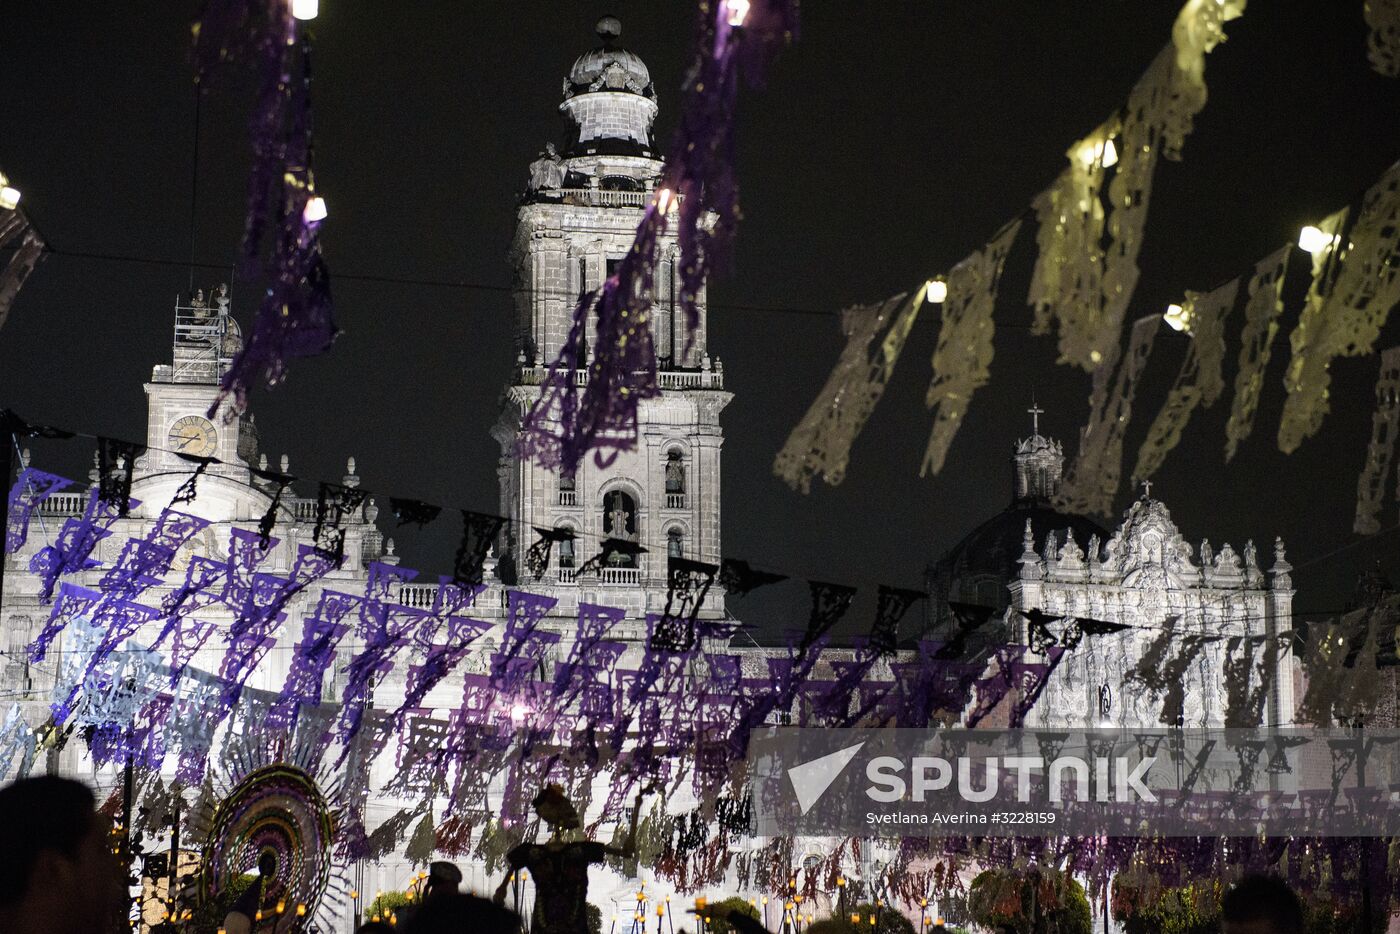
[[1012, 402, 1064, 504]]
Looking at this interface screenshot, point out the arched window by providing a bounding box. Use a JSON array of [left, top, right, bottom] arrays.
[[601, 489, 639, 567], [665, 450, 686, 508], [667, 527, 684, 559]]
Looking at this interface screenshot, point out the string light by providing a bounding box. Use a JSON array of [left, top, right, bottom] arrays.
[[1101, 138, 1119, 167], [0, 183, 20, 211], [1162, 302, 1191, 333], [303, 195, 328, 224], [726, 0, 751, 27], [655, 187, 678, 215], [1297, 224, 1337, 255], [291, 0, 319, 20], [925, 278, 948, 303]]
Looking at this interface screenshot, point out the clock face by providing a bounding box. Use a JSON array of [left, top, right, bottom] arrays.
[[168, 415, 217, 458]]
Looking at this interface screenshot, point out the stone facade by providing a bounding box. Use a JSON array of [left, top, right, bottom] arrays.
[[494, 17, 730, 625], [1002, 454, 1296, 730]]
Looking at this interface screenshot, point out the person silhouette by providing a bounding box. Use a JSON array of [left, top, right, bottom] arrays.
[[0, 776, 127, 934], [492, 783, 653, 934]]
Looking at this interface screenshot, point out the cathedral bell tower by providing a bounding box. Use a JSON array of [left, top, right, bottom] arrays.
[[493, 17, 732, 623]]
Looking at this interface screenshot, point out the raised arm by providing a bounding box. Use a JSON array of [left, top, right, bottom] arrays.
[[602, 783, 656, 860], [492, 852, 522, 906]]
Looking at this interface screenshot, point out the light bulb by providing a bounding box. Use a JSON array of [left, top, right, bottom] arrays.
[[291, 0, 318, 20], [297, 905, 307, 917], [303, 196, 328, 223], [726, 0, 750, 27], [1298, 224, 1336, 255], [1162, 302, 1191, 333], [925, 278, 948, 304], [0, 186, 21, 210], [1101, 139, 1119, 167], [655, 187, 677, 215]]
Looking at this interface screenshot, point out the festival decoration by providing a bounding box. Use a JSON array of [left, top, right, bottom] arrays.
[[194, 763, 344, 932], [1366, 0, 1400, 75], [452, 510, 506, 585], [1029, 0, 1244, 373], [1132, 278, 1239, 483], [922, 222, 1022, 477], [251, 464, 294, 549], [96, 436, 143, 515], [195, 2, 338, 418], [1027, 127, 1112, 370], [1354, 346, 1400, 534], [525, 526, 575, 580], [718, 558, 787, 595], [0, 703, 37, 780], [1223, 246, 1290, 461], [1057, 315, 1160, 515], [390, 497, 443, 529], [1280, 162, 1400, 453], [4, 466, 72, 553], [0, 198, 45, 335], [311, 481, 368, 560], [774, 290, 922, 492]]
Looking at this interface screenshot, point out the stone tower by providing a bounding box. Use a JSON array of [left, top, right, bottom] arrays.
[[493, 17, 732, 622]]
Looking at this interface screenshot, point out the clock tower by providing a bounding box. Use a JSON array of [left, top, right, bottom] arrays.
[[136, 285, 260, 513]]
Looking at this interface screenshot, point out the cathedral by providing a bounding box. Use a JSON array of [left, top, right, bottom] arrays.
[[927, 408, 1296, 730], [0, 15, 1300, 933]]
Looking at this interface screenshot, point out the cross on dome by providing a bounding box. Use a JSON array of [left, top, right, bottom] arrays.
[[1027, 401, 1044, 436]]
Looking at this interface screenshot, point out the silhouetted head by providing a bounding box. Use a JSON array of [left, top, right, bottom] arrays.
[[531, 784, 580, 831], [0, 777, 126, 934], [1221, 875, 1303, 934], [404, 893, 522, 934]]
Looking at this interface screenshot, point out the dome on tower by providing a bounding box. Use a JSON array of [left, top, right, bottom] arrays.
[[565, 16, 656, 100], [924, 410, 1108, 627]]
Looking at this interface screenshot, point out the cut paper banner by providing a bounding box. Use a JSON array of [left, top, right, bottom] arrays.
[[1028, 0, 1243, 373], [1133, 278, 1239, 483], [774, 290, 919, 492], [1354, 346, 1400, 535], [1280, 162, 1400, 453], [922, 221, 1022, 476], [1224, 246, 1290, 461], [1365, 0, 1400, 76], [1058, 315, 1160, 516]]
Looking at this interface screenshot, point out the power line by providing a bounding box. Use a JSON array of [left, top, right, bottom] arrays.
[[13, 243, 1037, 328]]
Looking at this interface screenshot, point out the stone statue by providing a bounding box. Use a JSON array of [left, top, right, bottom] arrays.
[[606, 492, 633, 541], [527, 143, 565, 192], [664, 458, 684, 493]]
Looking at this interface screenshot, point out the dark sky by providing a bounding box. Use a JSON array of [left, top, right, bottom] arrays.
[[2, 1, 1398, 632]]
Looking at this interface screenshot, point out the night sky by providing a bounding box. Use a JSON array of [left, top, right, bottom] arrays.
[[2, 2, 1398, 635]]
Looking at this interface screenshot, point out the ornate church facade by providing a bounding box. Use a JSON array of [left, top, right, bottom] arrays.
[[929, 412, 1297, 730]]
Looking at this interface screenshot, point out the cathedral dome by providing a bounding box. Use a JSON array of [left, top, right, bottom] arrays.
[[927, 413, 1108, 616], [565, 17, 656, 100]]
